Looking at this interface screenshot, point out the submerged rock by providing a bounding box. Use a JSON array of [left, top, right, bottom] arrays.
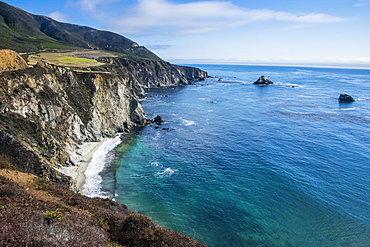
[[338, 94, 355, 103], [253, 75, 273, 86]]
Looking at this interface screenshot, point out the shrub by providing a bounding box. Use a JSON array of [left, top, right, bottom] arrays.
[[42, 210, 62, 224], [121, 213, 155, 231], [35, 177, 52, 190], [118, 213, 171, 246], [0, 185, 17, 197], [107, 241, 124, 247], [0, 154, 17, 170]]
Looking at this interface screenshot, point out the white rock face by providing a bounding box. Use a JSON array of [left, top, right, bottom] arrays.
[[0, 61, 145, 175]]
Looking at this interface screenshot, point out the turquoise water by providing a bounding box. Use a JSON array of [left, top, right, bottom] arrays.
[[100, 65, 370, 246]]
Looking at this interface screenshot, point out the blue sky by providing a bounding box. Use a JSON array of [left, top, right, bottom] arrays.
[[5, 0, 370, 67]]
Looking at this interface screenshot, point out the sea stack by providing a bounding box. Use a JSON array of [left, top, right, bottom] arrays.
[[253, 75, 273, 86], [338, 94, 355, 103]]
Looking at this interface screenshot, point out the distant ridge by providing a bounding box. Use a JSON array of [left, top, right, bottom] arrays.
[[0, 1, 161, 60]]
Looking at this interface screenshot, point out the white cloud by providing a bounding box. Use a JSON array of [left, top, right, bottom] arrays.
[[72, 0, 119, 12], [353, 2, 370, 7], [260, 25, 307, 32], [294, 13, 347, 23], [321, 57, 370, 64], [109, 0, 348, 35], [48, 11, 68, 22], [146, 44, 172, 50]]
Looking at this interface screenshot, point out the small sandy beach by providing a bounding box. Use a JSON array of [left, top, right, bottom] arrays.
[[59, 139, 107, 193]]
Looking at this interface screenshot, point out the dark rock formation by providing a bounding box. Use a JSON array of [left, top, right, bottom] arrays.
[[338, 94, 355, 103], [253, 75, 273, 86], [153, 115, 164, 124]]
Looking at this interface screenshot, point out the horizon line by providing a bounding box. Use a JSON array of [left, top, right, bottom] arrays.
[[168, 59, 370, 70]]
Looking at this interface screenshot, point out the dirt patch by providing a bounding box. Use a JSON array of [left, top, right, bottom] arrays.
[[0, 49, 29, 71], [0, 169, 88, 215]]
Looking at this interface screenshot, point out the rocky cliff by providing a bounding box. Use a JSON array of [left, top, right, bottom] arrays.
[[0, 61, 145, 184], [0, 51, 207, 186], [0, 49, 28, 71], [96, 57, 208, 97]]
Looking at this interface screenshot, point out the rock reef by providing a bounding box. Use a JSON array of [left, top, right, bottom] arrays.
[[253, 75, 273, 86]]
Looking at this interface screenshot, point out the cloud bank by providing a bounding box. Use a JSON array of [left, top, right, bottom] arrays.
[[72, 0, 119, 12], [48, 11, 68, 22], [104, 0, 348, 35]]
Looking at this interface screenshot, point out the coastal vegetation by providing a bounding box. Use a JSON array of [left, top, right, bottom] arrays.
[[0, 168, 206, 246], [27, 50, 116, 68], [0, 1, 160, 60]]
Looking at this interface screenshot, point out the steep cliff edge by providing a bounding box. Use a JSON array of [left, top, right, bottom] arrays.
[[94, 57, 208, 97], [0, 60, 145, 184], [0, 50, 208, 186]]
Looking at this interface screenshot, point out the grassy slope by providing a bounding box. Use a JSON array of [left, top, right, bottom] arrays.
[[0, 1, 76, 52], [0, 1, 161, 60], [27, 50, 112, 68]]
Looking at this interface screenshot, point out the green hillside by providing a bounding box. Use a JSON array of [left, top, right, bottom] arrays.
[[0, 1, 161, 60]]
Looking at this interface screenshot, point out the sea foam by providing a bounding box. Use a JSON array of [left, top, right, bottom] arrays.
[[180, 117, 195, 126], [155, 168, 176, 178], [83, 134, 122, 198]]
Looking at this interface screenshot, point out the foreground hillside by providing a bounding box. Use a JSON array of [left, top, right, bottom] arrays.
[[0, 168, 207, 246]]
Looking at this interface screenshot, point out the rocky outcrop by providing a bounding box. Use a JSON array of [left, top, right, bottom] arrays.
[[0, 61, 145, 184], [253, 75, 273, 86], [0, 49, 208, 187], [95, 57, 208, 96], [153, 115, 164, 124], [338, 93, 355, 103], [0, 49, 28, 71]]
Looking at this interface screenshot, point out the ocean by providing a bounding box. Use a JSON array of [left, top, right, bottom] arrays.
[[84, 64, 370, 246]]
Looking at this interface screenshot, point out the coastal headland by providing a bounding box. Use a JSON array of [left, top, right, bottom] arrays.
[[0, 48, 208, 245], [0, 1, 208, 245]]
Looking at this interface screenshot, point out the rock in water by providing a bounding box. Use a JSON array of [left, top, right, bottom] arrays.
[[253, 75, 273, 86], [153, 115, 164, 124], [338, 94, 355, 103]]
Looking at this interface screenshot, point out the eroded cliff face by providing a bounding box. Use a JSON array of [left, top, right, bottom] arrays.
[[0, 50, 208, 186], [96, 57, 208, 96], [0, 61, 145, 184]]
